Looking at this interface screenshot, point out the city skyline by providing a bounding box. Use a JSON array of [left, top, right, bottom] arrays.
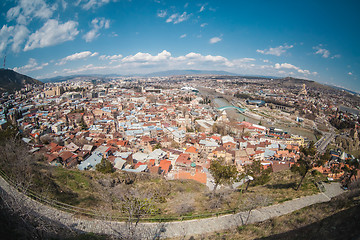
[[0, 0, 359, 91]]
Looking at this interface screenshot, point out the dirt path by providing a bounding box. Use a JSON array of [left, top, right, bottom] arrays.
[[0, 176, 344, 239]]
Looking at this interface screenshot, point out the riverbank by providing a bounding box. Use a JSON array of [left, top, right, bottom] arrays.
[[208, 91, 316, 141]]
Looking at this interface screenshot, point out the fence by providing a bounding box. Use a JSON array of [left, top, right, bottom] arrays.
[[0, 168, 239, 222], [315, 181, 326, 192]]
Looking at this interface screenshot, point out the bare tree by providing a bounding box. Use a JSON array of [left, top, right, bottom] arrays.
[[238, 194, 272, 225], [0, 138, 74, 239], [102, 187, 166, 240]]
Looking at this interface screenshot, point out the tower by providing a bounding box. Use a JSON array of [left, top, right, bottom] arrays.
[[299, 84, 307, 95]]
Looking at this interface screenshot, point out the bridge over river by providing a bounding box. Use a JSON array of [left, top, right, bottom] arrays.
[[217, 105, 246, 113]]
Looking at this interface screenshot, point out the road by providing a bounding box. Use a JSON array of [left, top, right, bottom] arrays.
[[315, 131, 336, 153]]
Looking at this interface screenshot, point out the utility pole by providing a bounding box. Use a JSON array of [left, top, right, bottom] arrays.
[[3, 55, 6, 68]]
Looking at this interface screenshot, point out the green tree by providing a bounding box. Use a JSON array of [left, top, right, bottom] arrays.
[[209, 158, 238, 195], [152, 143, 162, 151], [95, 158, 115, 174], [342, 158, 360, 186], [243, 160, 272, 189], [0, 126, 19, 145], [291, 141, 326, 190], [330, 163, 342, 179]]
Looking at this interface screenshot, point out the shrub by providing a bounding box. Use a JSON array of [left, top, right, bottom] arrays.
[[95, 158, 115, 174]]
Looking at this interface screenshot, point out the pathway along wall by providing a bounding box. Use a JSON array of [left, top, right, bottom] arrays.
[[0, 175, 344, 239]]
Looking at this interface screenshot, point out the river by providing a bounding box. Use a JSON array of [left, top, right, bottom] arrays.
[[212, 95, 316, 141]]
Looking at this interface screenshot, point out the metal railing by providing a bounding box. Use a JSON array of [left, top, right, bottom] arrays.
[[0, 168, 239, 222]]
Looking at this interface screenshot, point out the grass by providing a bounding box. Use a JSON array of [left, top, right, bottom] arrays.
[[49, 167, 100, 208], [53, 167, 92, 191], [1, 158, 328, 221], [192, 190, 360, 240]]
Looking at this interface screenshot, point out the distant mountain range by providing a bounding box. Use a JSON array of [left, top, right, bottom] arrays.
[[39, 69, 282, 82], [21, 69, 359, 96], [40, 74, 121, 83], [325, 84, 360, 95], [142, 69, 240, 77], [0, 69, 43, 93]]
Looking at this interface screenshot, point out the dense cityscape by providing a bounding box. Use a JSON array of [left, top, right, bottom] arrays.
[[1, 74, 360, 186], [1, 0, 360, 239]]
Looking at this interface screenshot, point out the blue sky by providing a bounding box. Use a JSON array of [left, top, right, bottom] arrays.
[[0, 0, 359, 91]]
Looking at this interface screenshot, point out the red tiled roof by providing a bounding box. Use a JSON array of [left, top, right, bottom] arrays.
[[159, 160, 172, 173], [185, 146, 199, 154], [176, 153, 191, 165], [174, 169, 207, 184], [50, 145, 63, 153], [149, 166, 160, 174], [148, 159, 156, 166], [59, 151, 76, 161]]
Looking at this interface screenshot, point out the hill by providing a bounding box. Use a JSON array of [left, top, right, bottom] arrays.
[[143, 69, 239, 77], [202, 187, 360, 240], [40, 74, 122, 83], [0, 69, 43, 93]]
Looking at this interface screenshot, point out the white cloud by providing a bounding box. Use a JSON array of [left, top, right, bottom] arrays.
[[166, 14, 177, 23], [157, 10, 167, 18], [6, 0, 54, 25], [274, 62, 315, 75], [83, 18, 110, 42], [0, 24, 30, 54], [298, 69, 311, 75], [24, 19, 78, 51], [209, 36, 221, 44], [313, 45, 340, 59], [100, 54, 123, 60], [46, 50, 319, 80], [274, 63, 298, 70], [256, 44, 293, 56], [0, 25, 14, 54], [199, 3, 208, 12], [11, 25, 29, 52], [232, 58, 256, 63], [57, 51, 98, 65], [60, 51, 237, 75], [122, 50, 171, 62], [200, 23, 208, 27], [13, 58, 48, 73], [61, 0, 68, 9], [82, 0, 112, 10], [348, 72, 353, 75], [166, 12, 191, 24], [83, 30, 97, 43], [99, 54, 123, 63], [180, 34, 187, 38], [313, 45, 330, 58]]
